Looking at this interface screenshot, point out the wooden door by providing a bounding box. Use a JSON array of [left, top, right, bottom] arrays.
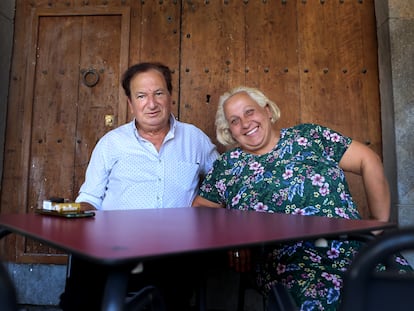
[[1, 7, 130, 263], [2, 0, 381, 264], [179, 1, 379, 218], [296, 1, 381, 217], [180, 1, 246, 150], [127, 1, 181, 119]]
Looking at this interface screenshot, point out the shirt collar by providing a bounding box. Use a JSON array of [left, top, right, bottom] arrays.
[[132, 113, 177, 141]]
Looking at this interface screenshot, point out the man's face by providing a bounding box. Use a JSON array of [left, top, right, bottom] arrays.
[[128, 69, 172, 132]]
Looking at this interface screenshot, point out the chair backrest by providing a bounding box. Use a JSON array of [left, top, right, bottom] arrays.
[[339, 227, 414, 311], [125, 285, 166, 311], [0, 261, 18, 311]]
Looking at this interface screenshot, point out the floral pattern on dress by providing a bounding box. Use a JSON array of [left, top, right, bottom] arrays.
[[199, 123, 412, 310]]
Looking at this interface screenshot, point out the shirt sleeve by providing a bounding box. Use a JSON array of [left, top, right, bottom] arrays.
[[198, 132, 219, 176], [315, 124, 352, 163], [198, 153, 226, 205], [75, 138, 111, 209], [298, 123, 352, 163]]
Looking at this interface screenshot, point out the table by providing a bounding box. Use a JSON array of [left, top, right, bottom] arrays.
[[0, 207, 395, 311]]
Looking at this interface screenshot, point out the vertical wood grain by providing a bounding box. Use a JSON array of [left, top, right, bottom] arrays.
[[1, 0, 382, 262]]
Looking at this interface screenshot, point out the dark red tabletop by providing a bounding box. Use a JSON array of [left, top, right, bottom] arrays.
[[0, 207, 395, 265]]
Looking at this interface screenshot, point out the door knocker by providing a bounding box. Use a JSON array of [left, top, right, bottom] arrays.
[[81, 68, 100, 88]]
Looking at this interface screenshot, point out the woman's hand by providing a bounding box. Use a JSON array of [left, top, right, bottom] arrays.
[[228, 248, 252, 273]]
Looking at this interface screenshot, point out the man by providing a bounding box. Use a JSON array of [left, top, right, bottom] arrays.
[[59, 62, 218, 310]]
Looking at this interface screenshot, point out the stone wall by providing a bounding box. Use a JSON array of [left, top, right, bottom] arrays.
[[375, 0, 414, 227]]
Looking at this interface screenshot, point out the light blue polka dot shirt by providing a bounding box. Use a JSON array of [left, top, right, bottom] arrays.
[[76, 115, 218, 210]]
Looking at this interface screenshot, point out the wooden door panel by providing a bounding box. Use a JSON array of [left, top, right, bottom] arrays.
[[26, 16, 83, 255], [297, 1, 380, 140], [29, 16, 82, 216], [2, 7, 130, 262], [129, 2, 181, 119], [298, 1, 350, 131], [359, 2, 383, 155], [74, 14, 127, 195], [244, 1, 301, 131], [180, 1, 245, 151], [296, 1, 380, 217]]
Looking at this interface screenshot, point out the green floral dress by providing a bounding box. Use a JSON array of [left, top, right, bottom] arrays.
[[198, 123, 411, 310]]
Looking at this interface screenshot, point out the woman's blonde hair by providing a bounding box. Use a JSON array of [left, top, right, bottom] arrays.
[[215, 86, 281, 146]]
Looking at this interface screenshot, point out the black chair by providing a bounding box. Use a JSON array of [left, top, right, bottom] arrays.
[[0, 261, 18, 311], [62, 255, 167, 311], [339, 227, 414, 311], [266, 229, 414, 311], [125, 285, 166, 311]]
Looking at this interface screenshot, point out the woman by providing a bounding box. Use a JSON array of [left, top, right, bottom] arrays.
[[192, 86, 411, 310]]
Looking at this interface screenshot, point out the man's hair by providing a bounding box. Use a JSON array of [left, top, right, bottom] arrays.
[[121, 62, 173, 98]]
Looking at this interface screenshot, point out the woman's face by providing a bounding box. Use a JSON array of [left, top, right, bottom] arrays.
[[224, 92, 275, 155], [127, 69, 173, 133]]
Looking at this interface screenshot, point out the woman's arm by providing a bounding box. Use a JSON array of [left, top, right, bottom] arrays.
[[339, 140, 390, 222], [192, 195, 224, 208]]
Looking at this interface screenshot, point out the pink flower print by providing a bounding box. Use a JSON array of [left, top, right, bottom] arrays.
[[297, 137, 308, 146], [203, 184, 213, 192], [276, 263, 286, 274], [216, 180, 226, 196], [254, 202, 268, 212], [322, 272, 333, 281], [323, 129, 331, 139], [292, 208, 305, 215], [335, 207, 349, 219], [310, 252, 322, 263], [311, 174, 325, 187], [330, 133, 341, 142], [327, 274, 342, 289], [327, 248, 340, 259], [333, 278, 342, 289], [230, 150, 241, 158], [231, 194, 241, 206], [282, 169, 293, 180], [322, 272, 342, 289], [249, 162, 264, 175], [319, 182, 330, 196]]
